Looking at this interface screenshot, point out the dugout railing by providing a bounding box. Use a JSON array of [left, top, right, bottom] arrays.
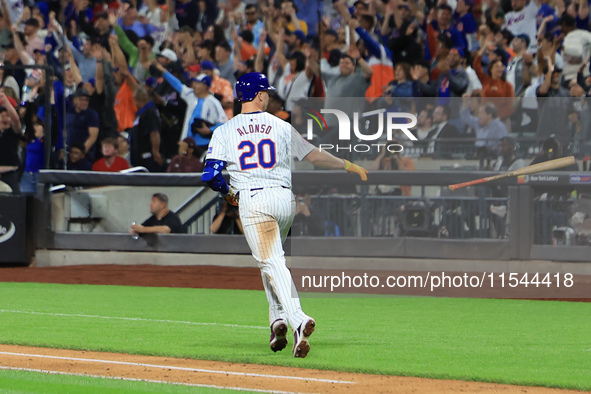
[[35, 169, 591, 263]]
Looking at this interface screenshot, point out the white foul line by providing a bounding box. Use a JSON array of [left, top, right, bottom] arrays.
[[0, 310, 268, 330], [0, 352, 355, 385], [0, 366, 303, 394]]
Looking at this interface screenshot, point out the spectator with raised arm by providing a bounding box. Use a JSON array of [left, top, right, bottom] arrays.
[[536, 56, 571, 143], [243, 4, 264, 47], [150, 59, 226, 147], [352, 17, 395, 102], [77, 11, 111, 50], [118, 3, 154, 38], [92, 44, 118, 140], [112, 11, 157, 82], [473, 34, 515, 122], [1, 16, 26, 88], [214, 41, 236, 85], [560, 14, 591, 82], [503, 0, 541, 53], [198, 60, 234, 120], [278, 0, 307, 35], [22, 17, 43, 55], [109, 34, 138, 132], [276, 47, 313, 112], [65, 32, 97, 83]]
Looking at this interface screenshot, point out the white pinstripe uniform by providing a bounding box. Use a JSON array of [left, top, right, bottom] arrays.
[[206, 111, 314, 330]]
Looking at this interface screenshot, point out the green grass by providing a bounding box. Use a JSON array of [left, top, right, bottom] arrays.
[[0, 283, 590, 390], [0, 369, 258, 393]]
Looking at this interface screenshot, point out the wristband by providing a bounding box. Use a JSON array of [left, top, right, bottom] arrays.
[[344, 159, 352, 170]]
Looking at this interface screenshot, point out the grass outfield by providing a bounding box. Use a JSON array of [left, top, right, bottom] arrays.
[[0, 369, 260, 393], [0, 283, 589, 390]]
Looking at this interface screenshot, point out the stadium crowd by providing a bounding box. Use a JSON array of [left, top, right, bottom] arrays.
[[0, 0, 589, 194]]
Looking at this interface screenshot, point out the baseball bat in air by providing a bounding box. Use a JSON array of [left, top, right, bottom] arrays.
[[448, 156, 575, 191]]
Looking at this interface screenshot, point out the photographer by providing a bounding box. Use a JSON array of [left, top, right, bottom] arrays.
[[371, 146, 415, 196], [291, 193, 324, 236], [211, 201, 243, 235]]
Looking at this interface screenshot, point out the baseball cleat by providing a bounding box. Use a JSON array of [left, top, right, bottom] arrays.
[[293, 318, 315, 358], [270, 319, 288, 352]]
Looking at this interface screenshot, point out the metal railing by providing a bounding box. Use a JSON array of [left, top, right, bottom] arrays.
[[36, 169, 591, 261]]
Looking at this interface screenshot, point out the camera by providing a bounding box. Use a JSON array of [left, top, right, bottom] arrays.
[[552, 226, 576, 245]]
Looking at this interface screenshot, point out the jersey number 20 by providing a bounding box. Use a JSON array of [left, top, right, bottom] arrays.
[[238, 139, 276, 170]]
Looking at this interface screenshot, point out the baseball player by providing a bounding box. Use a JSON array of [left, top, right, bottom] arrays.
[[201, 73, 368, 358]]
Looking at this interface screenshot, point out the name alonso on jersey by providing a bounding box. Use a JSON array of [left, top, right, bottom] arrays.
[[237, 124, 273, 136]]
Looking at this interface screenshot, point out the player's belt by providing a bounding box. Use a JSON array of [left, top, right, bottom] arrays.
[[236, 186, 290, 203], [248, 186, 290, 192]]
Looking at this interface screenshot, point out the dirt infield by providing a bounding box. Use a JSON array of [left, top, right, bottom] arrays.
[[0, 265, 265, 290], [0, 264, 588, 393], [0, 344, 584, 394]]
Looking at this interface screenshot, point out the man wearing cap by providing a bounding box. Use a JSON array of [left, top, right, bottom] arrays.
[[151, 60, 226, 147], [507, 34, 529, 95], [130, 86, 163, 172], [66, 143, 93, 171], [157, 49, 178, 68], [199, 60, 234, 120], [66, 87, 100, 162], [149, 54, 188, 159], [284, 28, 306, 54], [117, 131, 131, 165], [167, 137, 204, 173]]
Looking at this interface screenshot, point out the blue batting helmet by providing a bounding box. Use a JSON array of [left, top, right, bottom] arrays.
[[235, 72, 276, 102]]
